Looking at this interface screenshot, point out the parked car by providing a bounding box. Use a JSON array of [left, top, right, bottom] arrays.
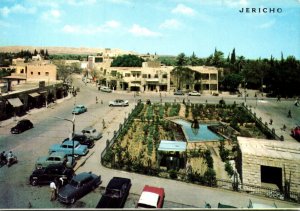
[[99, 86, 112, 93], [63, 134, 94, 149], [48, 140, 89, 158], [29, 164, 74, 186], [109, 99, 129, 107], [72, 105, 87, 114], [80, 126, 103, 141], [11, 119, 33, 134], [58, 172, 101, 204], [136, 185, 165, 208], [188, 91, 201, 96], [35, 152, 76, 169], [96, 177, 131, 208], [291, 126, 300, 141], [174, 90, 184, 95]]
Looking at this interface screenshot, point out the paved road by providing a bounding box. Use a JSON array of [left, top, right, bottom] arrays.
[[0, 77, 299, 208]]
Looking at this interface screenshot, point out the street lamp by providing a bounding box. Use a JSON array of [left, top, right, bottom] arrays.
[[53, 114, 76, 160]]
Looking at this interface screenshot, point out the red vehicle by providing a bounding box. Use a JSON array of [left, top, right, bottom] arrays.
[[291, 126, 300, 141], [136, 185, 165, 208]]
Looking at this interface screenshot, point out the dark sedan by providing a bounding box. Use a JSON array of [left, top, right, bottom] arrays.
[[58, 172, 101, 204], [29, 164, 74, 186], [63, 134, 95, 149], [11, 119, 33, 134], [96, 177, 131, 208]]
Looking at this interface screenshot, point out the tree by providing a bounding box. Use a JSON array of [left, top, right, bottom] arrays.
[[176, 53, 187, 66], [189, 52, 198, 66], [53, 60, 72, 82], [111, 54, 144, 67], [221, 73, 243, 92], [230, 48, 236, 64]]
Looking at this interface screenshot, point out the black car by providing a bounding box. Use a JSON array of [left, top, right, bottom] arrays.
[[96, 177, 132, 208], [11, 119, 33, 134], [63, 134, 94, 149], [58, 172, 101, 204], [29, 164, 74, 186]]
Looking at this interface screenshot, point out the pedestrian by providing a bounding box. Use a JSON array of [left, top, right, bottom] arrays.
[[50, 181, 57, 201], [288, 110, 292, 118], [282, 124, 287, 131], [96, 96, 98, 104], [269, 119, 273, 125]]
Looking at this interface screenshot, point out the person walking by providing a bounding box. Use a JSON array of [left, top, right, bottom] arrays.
[[50, 181, 57, 201], [288, 110, 292, 118]]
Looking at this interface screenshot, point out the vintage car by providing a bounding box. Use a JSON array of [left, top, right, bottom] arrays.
[[29, 164, 74, 186], [48, 140, 89, 158], [99, 86, 112, 93], [35, 152, 76, 169], [136, 185, 165, 208], [63, 134, 94, 149], [109, 99, 129, 107], [96, 177, 132, 208], [72, 105, 87, 114], [11, 119, 33, 134], [80, 126, 103, 141], [58, 172, 101, 204], [188, 91, 201, 96]]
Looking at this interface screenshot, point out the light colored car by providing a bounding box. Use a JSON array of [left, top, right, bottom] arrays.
[[72, 105, 87, 114], [109, 99, 129, 107], [136, 185, 165, 208], [100, 86, 112, 93], [188, 91, 201, 96], [80, 126, 103, 141], [35, 152, 76, 169], [48, 140, 89, 157]]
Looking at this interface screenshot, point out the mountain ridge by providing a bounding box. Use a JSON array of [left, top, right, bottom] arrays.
[[0, 46, 135, 55]]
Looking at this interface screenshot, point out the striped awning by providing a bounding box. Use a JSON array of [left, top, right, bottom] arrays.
[[7, 98, 23, 107]]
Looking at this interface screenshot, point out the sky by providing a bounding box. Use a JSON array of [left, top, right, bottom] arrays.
[[0, 0, 299, 59]]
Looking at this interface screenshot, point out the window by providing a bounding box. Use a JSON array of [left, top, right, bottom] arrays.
[[142, 74, 147, 78], [20, 69, 24, 73], [125, 73, 131, 77], [38, 72, 41, 75], [45, 72, 49, 76], [148, 74, 151, 78], [31, 72, 33, 75], [162, 74, 168, 79], [154, 74, 158, 78]]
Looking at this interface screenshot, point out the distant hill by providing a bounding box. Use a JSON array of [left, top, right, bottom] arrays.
[[0, 46, 135, 55]]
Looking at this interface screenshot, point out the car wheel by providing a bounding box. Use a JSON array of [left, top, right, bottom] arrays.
[[31, 179, 38, 186]]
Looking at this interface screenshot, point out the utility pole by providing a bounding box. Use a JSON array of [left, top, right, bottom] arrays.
[[53, 114, 76, 160]]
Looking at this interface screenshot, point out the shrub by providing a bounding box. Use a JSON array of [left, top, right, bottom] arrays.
[[225, 160, 234, 177], [169, 169, 178, 179], [204, 149, 214, 168], [203, 168, 217, 186]]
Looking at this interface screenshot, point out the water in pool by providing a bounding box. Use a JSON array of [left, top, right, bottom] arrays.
[[172, 119, 223, 142]]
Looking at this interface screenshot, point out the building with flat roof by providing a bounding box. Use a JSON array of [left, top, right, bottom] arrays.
[[237, 136, 300, 193]]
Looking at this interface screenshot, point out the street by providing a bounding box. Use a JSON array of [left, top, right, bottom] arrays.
[[0, 76, 299, 208]]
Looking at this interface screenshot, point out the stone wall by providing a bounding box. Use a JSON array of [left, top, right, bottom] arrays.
[[242, 153, 300, 193]]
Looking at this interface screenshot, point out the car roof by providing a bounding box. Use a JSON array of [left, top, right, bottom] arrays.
[[72, 172, 94, 182], [83, 126, 94, 131], [49, 152, 67, 157], [75, 105, 85, 107], [63, 140, 79, 145], [142, 185, 165, 195], [19, 119, 30, 122], [138, 191, 159, 208], [107, 177, 131, 189]]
